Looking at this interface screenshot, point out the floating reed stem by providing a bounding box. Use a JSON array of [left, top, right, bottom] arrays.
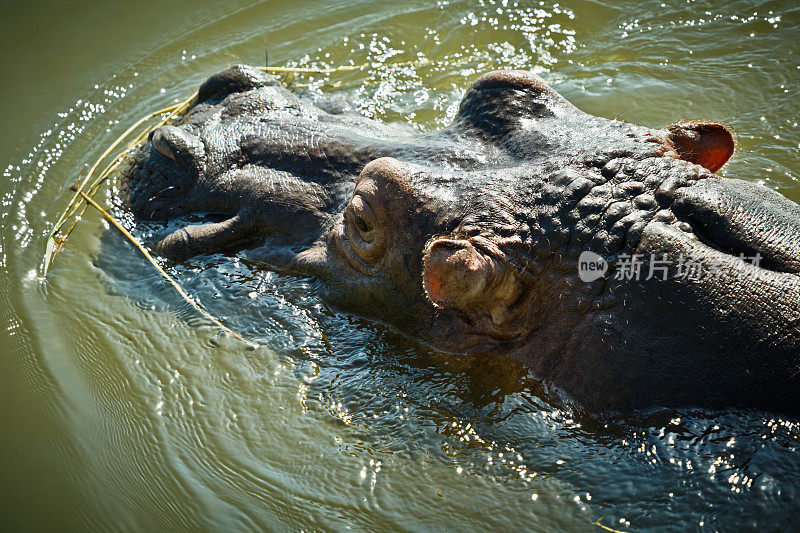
[[259, 65, 360, 74], [76, 189, 253, 346], [46, 94, 198, 271], [591, 518, 627, 533]]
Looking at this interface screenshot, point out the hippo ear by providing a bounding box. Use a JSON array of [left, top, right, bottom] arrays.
[[422, 237, 522, 327], [454, 70, 575, 138], [665, 121, 734, 173]]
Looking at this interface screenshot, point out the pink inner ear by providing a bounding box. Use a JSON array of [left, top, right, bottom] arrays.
[[422, 239, 487, 309], [423, 267, 447, 306], [667, 122, 735, 173]]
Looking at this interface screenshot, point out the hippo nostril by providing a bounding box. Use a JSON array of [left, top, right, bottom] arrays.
[[151, 127, 178, 162], [150, 125, 205, 169]]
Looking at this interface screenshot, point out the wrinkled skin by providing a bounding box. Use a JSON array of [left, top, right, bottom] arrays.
[[122, 65, 800, 414]]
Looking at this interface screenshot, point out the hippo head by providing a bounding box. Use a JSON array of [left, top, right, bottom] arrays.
[[124, 65, 800, 413]]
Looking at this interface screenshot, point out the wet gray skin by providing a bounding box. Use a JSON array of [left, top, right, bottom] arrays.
[[123, 64, 800, 415]]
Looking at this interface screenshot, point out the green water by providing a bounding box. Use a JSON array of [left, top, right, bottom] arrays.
[[1, 0, 798, 530]]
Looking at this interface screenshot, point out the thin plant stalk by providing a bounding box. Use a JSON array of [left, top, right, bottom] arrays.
[[54, 93, 198, 252], [77, 189, 253, 346]]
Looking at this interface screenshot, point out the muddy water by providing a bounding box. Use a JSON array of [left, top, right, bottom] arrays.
[[1, 0, 798, 530]]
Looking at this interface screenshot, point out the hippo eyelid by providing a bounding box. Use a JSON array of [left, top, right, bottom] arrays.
[[345, 207, 375, 244], [348, 194, 379, 228], [343, 193, 388, 263]]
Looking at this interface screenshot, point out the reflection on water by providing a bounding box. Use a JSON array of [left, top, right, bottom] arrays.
[[1, 0, 798, 530]]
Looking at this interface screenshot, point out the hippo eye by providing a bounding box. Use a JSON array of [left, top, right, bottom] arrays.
[[344, 194, 386, 263], [353, 213, 371, 234]]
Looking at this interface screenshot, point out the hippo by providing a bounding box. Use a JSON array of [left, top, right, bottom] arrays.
[[122, 64, 800, 414]]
